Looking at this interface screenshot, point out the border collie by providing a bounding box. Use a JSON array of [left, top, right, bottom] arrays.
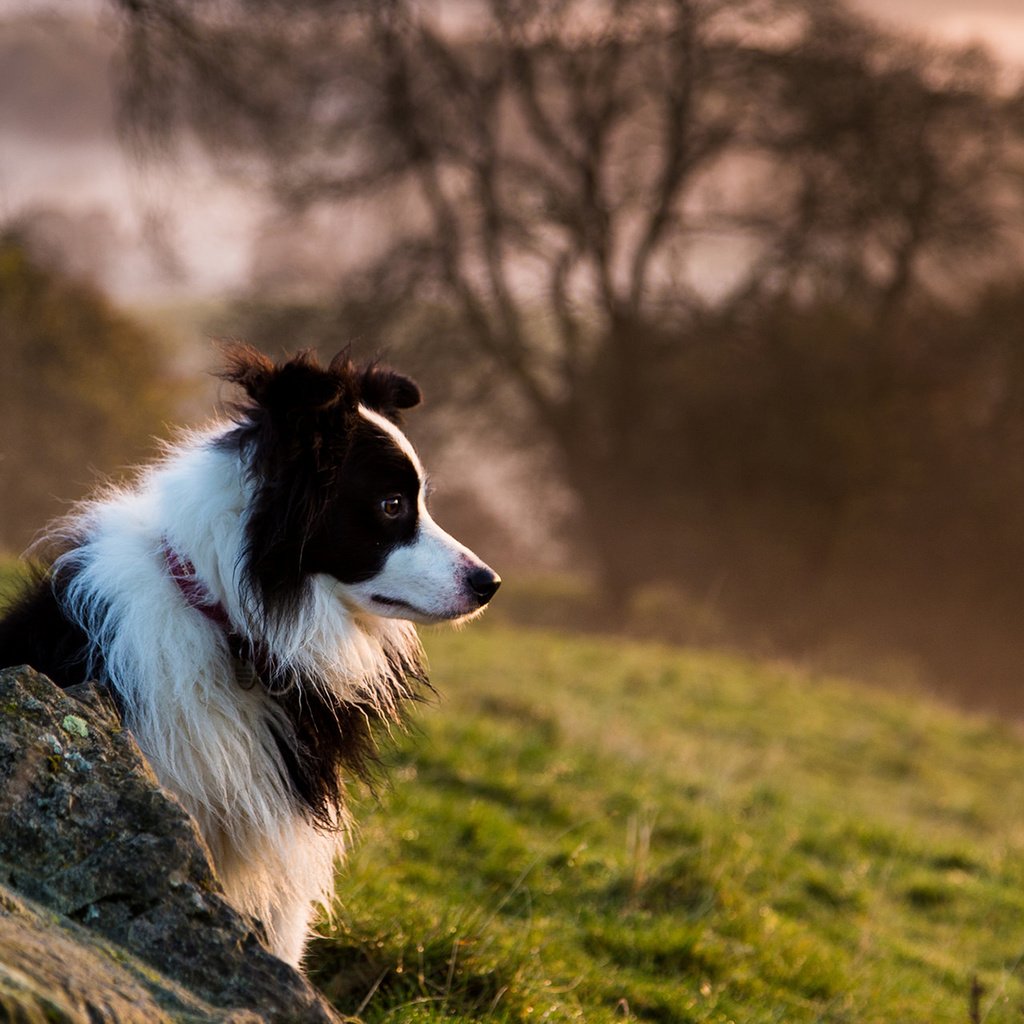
[[0, 346, 500, 967]]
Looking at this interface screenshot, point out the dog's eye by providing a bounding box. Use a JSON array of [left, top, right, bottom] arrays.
[[380, 495, 405, 518]]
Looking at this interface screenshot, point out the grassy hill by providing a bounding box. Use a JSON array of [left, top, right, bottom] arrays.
[[313, 622, 1024, 1023], [4, 558, 1024, 1021]]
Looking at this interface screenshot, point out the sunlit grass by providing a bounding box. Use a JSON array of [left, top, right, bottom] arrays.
[[4, 554, 1023, 1020], [0, 556, 27, 603], [313, 623, 1024, 1023]]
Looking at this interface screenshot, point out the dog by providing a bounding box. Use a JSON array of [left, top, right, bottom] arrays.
[[0, 346, 500, 966]]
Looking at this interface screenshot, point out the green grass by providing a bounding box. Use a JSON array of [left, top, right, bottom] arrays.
[[0, 558, 27, 602], [312, 623, 1024, 1023], [4, 554, 1023, 1020]]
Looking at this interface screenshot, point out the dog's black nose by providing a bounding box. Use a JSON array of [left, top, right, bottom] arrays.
[[468, 567, 501, 604]]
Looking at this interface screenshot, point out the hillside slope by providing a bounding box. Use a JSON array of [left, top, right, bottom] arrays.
[[314, 624, 1024, 1023]]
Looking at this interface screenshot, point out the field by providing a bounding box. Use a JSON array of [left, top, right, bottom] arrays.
[[312, 621, 1024, 1023], [4, 558, 1024, 1022]]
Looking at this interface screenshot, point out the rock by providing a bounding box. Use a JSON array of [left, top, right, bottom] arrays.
[[0, 665, 344, 1024], [0, 883, 261, 1023]]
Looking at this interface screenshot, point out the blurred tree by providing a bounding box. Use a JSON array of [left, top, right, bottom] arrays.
[[735, 11, 1020, 327], [0, 229, 173, 553], [111, 0, 1024, 604]]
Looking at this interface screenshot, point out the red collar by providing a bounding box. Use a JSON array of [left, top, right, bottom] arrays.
[[161, 539, 232, 633], [161, 538, 276, 687]]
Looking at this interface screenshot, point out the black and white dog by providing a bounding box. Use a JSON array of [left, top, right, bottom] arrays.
[[0, 346, 500, 966]]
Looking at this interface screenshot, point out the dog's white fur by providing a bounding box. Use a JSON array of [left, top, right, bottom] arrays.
[[47, 408, 475, 965]]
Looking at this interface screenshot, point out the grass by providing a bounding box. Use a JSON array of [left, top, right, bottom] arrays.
[[0, 559, 28, 607], [4, 555, 1024, 1020], [311, 622, 1024, 1023]]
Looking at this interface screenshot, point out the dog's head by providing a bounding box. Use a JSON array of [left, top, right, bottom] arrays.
[[221, 345, 500, 624]]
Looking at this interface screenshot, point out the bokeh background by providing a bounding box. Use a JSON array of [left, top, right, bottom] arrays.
[[4, 0, 1024, 712]]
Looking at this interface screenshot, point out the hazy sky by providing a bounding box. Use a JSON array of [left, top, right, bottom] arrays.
[[4, 0, 1024, 66], [854, 0, 1024, 64], [5, 0, 1024, 55], [2, 0, 1023, 303]]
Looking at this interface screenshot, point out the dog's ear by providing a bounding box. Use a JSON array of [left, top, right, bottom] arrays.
[[222, 345, 345, 416], [357, 363, 422, 422], [220, 343, 276, 403]]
